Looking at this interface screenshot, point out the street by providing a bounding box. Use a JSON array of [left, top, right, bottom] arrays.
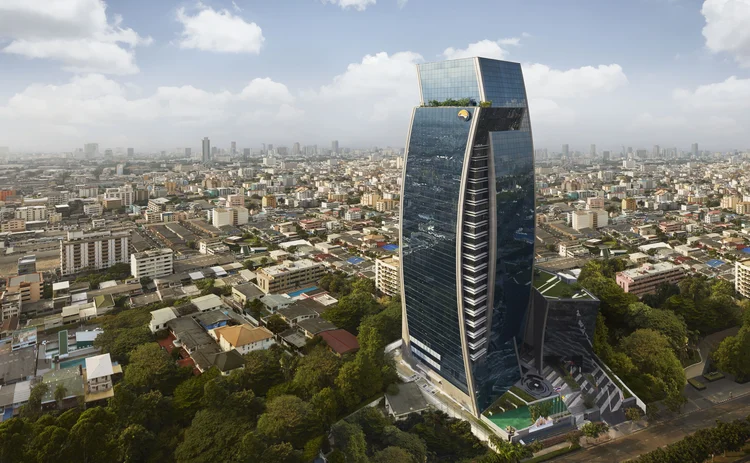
[[559, 393, 750, 462]]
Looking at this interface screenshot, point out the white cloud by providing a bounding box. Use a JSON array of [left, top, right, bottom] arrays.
[[322, 0, 377, 11], [673, 75, 750, 109], [0, 39, 632, 150], [0, 74, 301, 149], [498, 37, 521, 46], [306, 51, 421, 123], [702, 0, 750, 66], [443, 40, 510, 60], [0, 0, 151, 75], [232, 1, 243, 12], [397, 0, 408, 8], [522, 64, 628, 99], [176, 6, 264, 53], [239, 78, 295, 104]]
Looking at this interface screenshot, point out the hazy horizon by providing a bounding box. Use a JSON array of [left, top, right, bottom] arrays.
[[1, 0, 750, 152]]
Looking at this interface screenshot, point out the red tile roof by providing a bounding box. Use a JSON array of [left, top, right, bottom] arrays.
[[320, 329, 359, 355]]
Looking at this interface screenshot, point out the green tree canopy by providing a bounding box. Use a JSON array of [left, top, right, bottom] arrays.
[[256, 395, 322, 449], [124, 343, 182, 394], [618, 329, 685, 402], [713, 325, 750, 382]]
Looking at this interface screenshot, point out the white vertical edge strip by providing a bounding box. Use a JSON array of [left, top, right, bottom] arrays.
[[456, 107, 481, 417], [475, 57, 486, 102], [399, 106, 418, 350]]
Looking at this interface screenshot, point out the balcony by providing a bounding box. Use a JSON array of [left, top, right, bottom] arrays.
[[463, 305, 487, 317], [462, 262, 488, 274], [468, 337, 487, 350], [470, 347, 488, 361], [466, 326, 487, 339], [463, 283, 487, 296], [465, 316, 487, 328], [463, 294, 487, 306]]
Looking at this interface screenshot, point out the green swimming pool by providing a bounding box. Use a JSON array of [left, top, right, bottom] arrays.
[[59, 357, 86, 369], [485, 405, 533, 431]]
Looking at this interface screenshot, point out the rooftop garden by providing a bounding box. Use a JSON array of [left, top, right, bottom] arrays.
[[533, 269, 594, 300], [423, 98, 493, 107]]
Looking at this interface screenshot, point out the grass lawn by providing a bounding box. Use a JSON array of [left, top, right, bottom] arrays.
[[510, 386, 536, 403]]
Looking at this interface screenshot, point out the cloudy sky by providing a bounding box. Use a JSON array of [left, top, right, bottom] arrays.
[[0, 0, 749, 153]]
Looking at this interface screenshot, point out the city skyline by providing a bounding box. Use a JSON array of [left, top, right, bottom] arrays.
[[1, 0, 750, 151]]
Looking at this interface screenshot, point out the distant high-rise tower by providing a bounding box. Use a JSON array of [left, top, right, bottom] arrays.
[[84, 143, 99, 157], [562, 144, 569, 158], [692, 143, 699, 157], [231, 141, 237, 155], [589, 144, 596, 157], [243, 148, 251, 158], [127, 147, 134, 157], [202, 137, 211, 164], [268, 144, 274, 152], [293, 142, 301, 155], [185, 147, 192, 158], [331, 140, 339, 154], [401, 57, 535, 416], [602, 150, 611, 161]]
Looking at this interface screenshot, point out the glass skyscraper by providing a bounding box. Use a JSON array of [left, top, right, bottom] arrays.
[[400, 57, 535, 416]]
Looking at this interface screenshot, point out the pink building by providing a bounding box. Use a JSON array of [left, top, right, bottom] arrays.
[[616, 263, 684, 296]]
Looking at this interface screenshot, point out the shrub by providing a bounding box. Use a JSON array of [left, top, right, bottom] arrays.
[[703, 371, 725, 382], [688, 378, 706, 390]]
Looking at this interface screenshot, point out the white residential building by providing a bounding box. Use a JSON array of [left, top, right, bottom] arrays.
[[736, 259, 750, 299], [14, 206, 47, 222], [60, 230, 130, 276], [375, 256, 400, 296], [83, 203, 103, 216], [131, 248, 174, 279], [103, 186, 135, 206], [149, 307, 177, 333], [570, 209, 608, 230], [85, 353, 117, 397], [256, 259, 326, 294], [211, 207, 249, 227]]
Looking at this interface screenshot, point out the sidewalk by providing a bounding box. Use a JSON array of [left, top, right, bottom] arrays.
[[557, 392, 750, 462]]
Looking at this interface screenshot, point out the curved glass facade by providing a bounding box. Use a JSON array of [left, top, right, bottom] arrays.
[[402, 57, 535, 414], [401, 107, 475, 393]]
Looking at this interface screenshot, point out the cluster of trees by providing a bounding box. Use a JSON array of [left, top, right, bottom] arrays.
[[194, 278, 232, 297], [0, 276, 416, 463], [632, 417, 750, 463], [712, 305, 750, 382], [75, 263, 132, 289], [584, 258, 744, 408], [581, 261, 688, 406], [330, 407, 498, 463]]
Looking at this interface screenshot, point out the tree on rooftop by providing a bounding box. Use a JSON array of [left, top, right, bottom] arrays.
[[54, 384, 67, 409]]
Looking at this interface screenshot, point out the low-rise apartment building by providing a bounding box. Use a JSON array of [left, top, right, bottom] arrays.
[[375, 256, 400, 296], [615, 262, 685, 296], [736, 259, 750, 298], [256, 259, 326, 294], [60, 230, 130, 276], [131, 248, 174, 279]]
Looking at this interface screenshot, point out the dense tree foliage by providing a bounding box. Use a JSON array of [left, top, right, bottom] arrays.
[[0, 277, 446, 463], [632, 417, 750, 463], [713, 325, 750, 382], [579, 260, 689, 405]]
